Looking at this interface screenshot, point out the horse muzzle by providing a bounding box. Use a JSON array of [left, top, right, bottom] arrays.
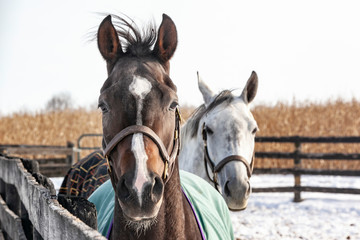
[[222, 176, 251, 211], [116, 170, 164, 221]]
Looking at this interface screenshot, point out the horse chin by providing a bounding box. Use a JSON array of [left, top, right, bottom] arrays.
[[223, 195, 249, 211], [227, 201, 248, 211], [118, 198, 162, 225], [123, 216, 158, 236]]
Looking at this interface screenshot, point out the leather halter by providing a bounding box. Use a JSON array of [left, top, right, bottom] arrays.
[[103, 108, 181, 183], [201, 123, 255, 190]]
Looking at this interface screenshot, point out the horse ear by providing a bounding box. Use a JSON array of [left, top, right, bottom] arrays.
[[153, 14, 178, 69], [197, 72, 215, 106], [97, 15, 123, 69], [240, 71, 258, 104]]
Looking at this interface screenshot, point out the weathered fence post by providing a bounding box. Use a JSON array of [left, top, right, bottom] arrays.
[[20, 202, 34, 239], [0, 156, 106, 239], [0, 179, 4, 239], [293, 138, 302, 202], [66, 141, 75, 165], [33, 228, 42, 240], [5, 184, 20, 215], [0, 179, 4, 197], [77, 136, 82, 162]]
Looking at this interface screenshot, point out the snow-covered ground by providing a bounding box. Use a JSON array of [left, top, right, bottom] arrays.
[[51, 175, 360, 240], [231, 175, 360, 240]]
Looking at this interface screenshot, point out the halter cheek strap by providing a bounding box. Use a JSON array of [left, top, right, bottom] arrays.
[[202, 123, 255, 190]]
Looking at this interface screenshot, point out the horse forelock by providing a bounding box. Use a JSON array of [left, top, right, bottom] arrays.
[[111, 14, 157, 57]]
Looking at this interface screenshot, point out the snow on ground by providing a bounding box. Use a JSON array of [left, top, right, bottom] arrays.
[[51, 175, 360, 240], [231, 175, 360, 240]]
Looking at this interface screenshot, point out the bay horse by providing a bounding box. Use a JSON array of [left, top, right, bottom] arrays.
[[60, 14, 233, 239], [179, 71, 258, 210]]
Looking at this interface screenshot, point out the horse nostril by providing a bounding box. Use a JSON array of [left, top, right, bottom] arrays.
[[246, 180, 251, 197], [224, 178, 251, 199], [224, 180, 231, 197], [151, 176, 163, 202], [118, 177, 131, 201]]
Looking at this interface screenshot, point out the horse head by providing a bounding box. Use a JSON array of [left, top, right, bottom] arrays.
[[180, 71, 258, 210], [198, 71, 258, 210], [97, 14, 179, 226]]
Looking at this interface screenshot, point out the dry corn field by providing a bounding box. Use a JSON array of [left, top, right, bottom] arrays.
[[1, 99, 360, 170]]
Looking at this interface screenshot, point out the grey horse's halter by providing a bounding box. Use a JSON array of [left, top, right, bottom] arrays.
[[201, 123, 254, 190]]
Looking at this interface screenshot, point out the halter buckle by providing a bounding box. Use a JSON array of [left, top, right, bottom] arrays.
[[163, 160, 169, 180], [176, 107, 182, 123], [174, 129, 178, 140], [213, 172, 218, 183], [105, 155, 111, 173]]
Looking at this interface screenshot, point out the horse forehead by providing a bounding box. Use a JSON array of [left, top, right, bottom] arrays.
[[129, 75, 152, 98], [208, 100, 255, 126], [143, 62, 166, 80]]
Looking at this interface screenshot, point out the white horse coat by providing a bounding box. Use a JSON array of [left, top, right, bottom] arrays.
[[179, 72, 259, 210]]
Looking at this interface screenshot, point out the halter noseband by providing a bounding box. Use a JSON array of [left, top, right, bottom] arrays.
[[103, 108, 181, 183], [201, 123, 254, 190]]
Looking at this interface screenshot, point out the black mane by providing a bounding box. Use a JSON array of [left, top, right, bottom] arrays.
[[186, 90, 235, 138]]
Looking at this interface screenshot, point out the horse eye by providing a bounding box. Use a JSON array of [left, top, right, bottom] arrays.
[[252, 127, 258, 135], [169, 101, 178, 111], [206, 126, 214, 135], [98, 102, 109, 113]]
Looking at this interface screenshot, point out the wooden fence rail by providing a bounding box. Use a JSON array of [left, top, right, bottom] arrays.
[[0, 155, 105, 240], [254, 136, 360, 202], [0, 143, 76, 177], [256, 136, 360, 143]]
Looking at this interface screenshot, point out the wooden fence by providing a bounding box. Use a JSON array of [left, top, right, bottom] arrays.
[[76, 134, 360, 202], [0, 143, 76, 177], [253, 136, 360, 202], [0, 135, 359, 238], [1, 134, 360, 203], [0, 155, 105, 240], [0, 134, 102, 177]]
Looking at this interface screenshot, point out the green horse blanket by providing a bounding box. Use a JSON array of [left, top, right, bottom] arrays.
[[89, 170, 234, 240]]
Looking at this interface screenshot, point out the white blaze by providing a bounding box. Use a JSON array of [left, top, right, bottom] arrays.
[[131, 133, 148, 198], [129, 76, 152, 125], [129, 76, 152, 205]]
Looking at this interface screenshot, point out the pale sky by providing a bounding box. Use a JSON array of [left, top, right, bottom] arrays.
[[1, 0, 360, 115]]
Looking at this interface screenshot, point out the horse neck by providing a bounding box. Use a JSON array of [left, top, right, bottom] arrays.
[[179, 123, 207, 179], [111, 162, 201, 240]]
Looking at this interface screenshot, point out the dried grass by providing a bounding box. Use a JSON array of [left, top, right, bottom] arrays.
[[252, 98, 360, 170], [1, 99, 359, 169]]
